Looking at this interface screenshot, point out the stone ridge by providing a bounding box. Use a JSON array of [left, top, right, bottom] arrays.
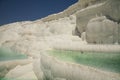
[[40, 0, 106, 22]]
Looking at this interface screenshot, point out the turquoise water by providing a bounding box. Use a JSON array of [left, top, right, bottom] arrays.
[[48, 50, 120, 73], [0, 47, 27, 61]]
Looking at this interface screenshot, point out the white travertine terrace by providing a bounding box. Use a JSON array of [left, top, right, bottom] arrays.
[[0, 0, 120, 80]]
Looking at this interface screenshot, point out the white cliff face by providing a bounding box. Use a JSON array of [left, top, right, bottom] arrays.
[[0, 15, 76, 55], [1, 0, 119, 47], [76, 0, 120, 44], [1, 0, 119, 46]]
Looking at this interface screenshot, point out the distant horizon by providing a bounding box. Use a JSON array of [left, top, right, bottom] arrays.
[[0, 0, 78, 26]]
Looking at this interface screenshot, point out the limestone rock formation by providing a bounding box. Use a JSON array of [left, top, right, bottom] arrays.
[[86, 16, 118, 44], [76, 0, 120, 44]]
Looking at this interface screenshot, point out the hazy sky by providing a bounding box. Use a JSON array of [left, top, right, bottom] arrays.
[[0, 0, 78, 25]]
